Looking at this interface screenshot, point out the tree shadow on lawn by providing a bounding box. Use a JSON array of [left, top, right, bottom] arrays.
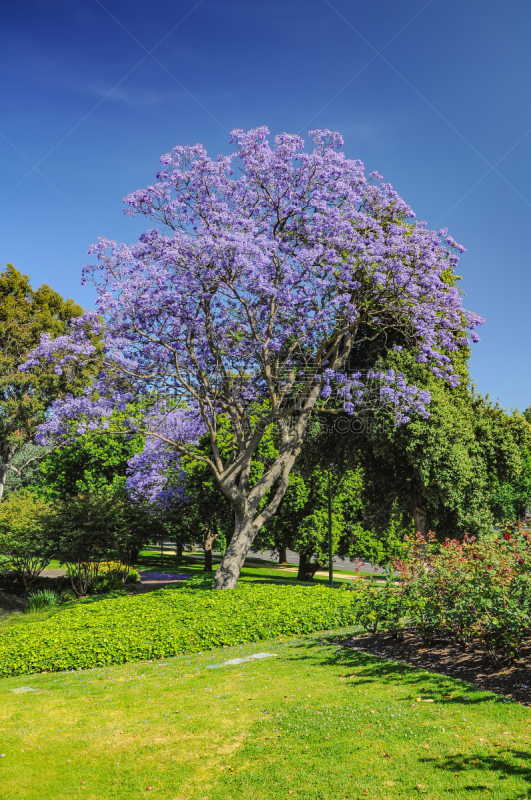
[[288, 635, 531, 793], [421, 749, 531, 797], [134, 552, 196, 572], [293, 638, 493, 701]]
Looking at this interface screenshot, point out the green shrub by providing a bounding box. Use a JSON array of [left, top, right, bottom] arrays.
[[51, 493, 157, 595], [344, 577, 405, 636], [66, 561, 140, 595], [26, 589, 62, 612], [0, 491, 56, 588], [400, 529, 531, 661], [350, 528, 531, 663], [0, 581, 359, 678]]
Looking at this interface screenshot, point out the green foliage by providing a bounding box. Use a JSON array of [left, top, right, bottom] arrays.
[[36, 420, 144, 500], [3, 443, 50, 496], [0, 581, 360, 677], [0, 264, 94, 499], [26, 588, 62, 612], [345, 575, 405, 635], [490, 447, 531, 521], [255, 420, 389, 572], [66, 561, 140, 595], [179, 444, 234, 556], [51, 492, 161, 595], [170, 406, 281, 562], [351, 348, 531, 541], [351, 528, 531, 663], [0, 490, 56, 587]]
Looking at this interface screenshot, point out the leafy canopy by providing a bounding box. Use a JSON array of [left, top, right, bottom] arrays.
[[24, 128, 482, 588], [0, 264, 90, 499]]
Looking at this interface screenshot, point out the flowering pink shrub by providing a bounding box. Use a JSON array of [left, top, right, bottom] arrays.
[[350, 525, 531, 663], [391, 527, 531, 662]]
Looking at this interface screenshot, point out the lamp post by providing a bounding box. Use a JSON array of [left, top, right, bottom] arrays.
[[328, 467, 333, 586]]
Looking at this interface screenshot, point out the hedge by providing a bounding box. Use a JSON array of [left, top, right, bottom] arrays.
[[0, 579, 358, 677]]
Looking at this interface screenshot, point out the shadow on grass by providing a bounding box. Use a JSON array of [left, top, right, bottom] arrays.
[[134, 552, 194, 572], [422, 749, 531, 796], [298, 634, 512, 705], [286, 634, 531, 794], [135, 553, 351, 589]]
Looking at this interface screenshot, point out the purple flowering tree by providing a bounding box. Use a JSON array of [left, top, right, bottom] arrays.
[[126, 406, 205, 506], [24, 127, 482, 589]]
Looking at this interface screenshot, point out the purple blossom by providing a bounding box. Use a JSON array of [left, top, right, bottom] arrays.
[[126, 406, 205, 504], [22, 127, 483, 588]]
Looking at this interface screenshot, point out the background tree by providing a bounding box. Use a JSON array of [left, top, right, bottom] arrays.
[[178, 454, 233, 571], [351, 349, 531, 540], [489, 446, 531, 522], [3, 442, 50, 496], [0, 490, 56, 588], [50, 492, 161, 595], [254, 417, 403, 577], [0, 264, 92, 501], [36, 425, 144, 500], [26, 128, 482, 589]]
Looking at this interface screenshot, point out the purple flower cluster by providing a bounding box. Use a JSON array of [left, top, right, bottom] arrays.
[[21, 127, 483, 533], [126, 405, 205, 504]]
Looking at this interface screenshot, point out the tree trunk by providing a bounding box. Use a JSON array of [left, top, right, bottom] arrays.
[[278, 545, 288, 564], [297, 551, 320, 582], [0, 444, 15, 503], [412, 481, 427, 538], [128, 546, 141, 565], [0, 469, 7, 503], [203, 524, 218, 572], [175, 539, 183, 561], [213, 513, 254, 589]]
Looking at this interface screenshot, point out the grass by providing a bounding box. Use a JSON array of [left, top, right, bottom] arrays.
[[136, 550, 380, 586], [1, 632, 530, 800]]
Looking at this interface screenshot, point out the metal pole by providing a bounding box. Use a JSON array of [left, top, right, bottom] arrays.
[[328, 468, 333, 586]]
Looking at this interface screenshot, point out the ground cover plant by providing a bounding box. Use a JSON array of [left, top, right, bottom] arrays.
[[0, 580, 362, 678], [0, 550, 370, 634], [1, 634, 530, 799]]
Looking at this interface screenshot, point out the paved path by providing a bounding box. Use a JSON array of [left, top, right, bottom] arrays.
[[153, 545, 386, 575], [245, 548, 385, 574]]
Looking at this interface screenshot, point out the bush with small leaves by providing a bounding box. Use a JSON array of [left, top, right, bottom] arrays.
[[393, 528, 531, 662], [0, 491, 56, 588]]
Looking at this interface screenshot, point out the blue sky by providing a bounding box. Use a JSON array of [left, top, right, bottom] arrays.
[[1, 0, 530, 410]]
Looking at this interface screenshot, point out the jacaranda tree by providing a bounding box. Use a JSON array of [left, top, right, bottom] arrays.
[[0, 265, 87, 502], [25, 127, 482, 589]]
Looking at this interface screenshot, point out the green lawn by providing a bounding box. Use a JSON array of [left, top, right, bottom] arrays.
[[1, 632, 530, 799], [135, 550, 379, 586]]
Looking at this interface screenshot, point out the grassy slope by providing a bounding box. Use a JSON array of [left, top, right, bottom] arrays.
[[1, 633, 530, 800]]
